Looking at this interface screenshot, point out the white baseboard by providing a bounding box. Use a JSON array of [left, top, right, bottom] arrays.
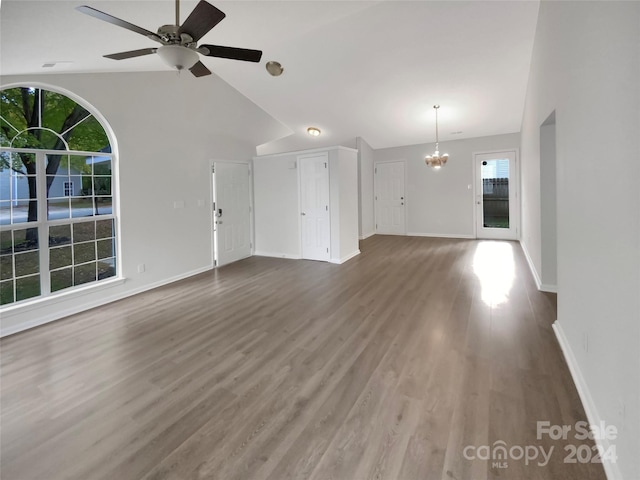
[[552, 321, 622, 480], [0, 265, 213, 338], [540, 283, 558, 293], [359, 231, 375, 240], [329, 249, 361, 265], [253, 251, 301, 260], [519, 240, 543, 290], [406, 232, 475, 239]]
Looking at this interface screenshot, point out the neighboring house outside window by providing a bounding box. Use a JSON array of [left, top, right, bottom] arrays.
[[0, 86, 118, 306]]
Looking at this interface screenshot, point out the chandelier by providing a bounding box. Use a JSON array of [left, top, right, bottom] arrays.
[[425, 105, 449, 169]]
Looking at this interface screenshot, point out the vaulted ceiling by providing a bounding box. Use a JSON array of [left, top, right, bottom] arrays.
[[0, 1, 540, 154]]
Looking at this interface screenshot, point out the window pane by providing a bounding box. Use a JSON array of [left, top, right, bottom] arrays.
[[16, 274, 40, 301], [46, 153, 71, 172], [67, 116, 110, 153], [0, 202, 9, 225], [0, 255, 13, 280], [1, 119, 17, 147], [98, 258, 116, 280], [93, 177, 111, 196], [0, 230, 12, 253], [11, 202, 33, 224], [13, 229, 38, 251], [97, 238, 114, 259], [50, 246, 72, 270], [74, 262, 96, 285], [14, 251, 39, 277], [11, 174, 37, 224], [49, 224, 71, 246], [481, 159, 510, 229], [48, 198, 71, 220], [51, 268, 73, 292], [0, 168, 10, 201], [71, 197, 94, 218], [0, 279, 14, 305], [95, 197, 112, 215], [42, 90, 86, 136], [74, 242, 95, 264], [81, 176, 93, 195], [95, 219, 114, 239], [73, 221, 95, 242], [90, 157, 112, 176], [47, 176, 71, 197]]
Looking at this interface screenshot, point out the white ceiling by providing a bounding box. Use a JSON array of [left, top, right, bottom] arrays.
[[0, 0, 540, 154]]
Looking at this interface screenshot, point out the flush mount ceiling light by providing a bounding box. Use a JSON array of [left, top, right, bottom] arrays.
[[266, 61, 284, 76], [425, 105, 449, 170], [307, 127, 321, 137]]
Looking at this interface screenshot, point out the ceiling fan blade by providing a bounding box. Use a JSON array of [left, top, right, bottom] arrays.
[[199, 45, 263, 63], [178, 1, 226, 42], [76, 5, 163, 43], [104, 48, 158, 60], [190, 61, 212, 77]]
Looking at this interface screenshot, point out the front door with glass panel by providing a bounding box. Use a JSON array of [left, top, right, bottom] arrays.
[[475, 151, 518, 240]]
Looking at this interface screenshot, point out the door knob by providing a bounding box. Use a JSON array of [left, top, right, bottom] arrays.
[[301, 212, 306, 216]]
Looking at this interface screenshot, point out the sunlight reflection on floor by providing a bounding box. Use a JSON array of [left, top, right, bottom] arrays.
[[473, 241, 515, 307]]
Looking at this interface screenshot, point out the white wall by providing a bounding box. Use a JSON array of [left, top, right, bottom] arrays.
[[252, 152, 301, 258], [539, 114, 557, 289], [356, 137, 375, 239], [0, 71, 287, 336], [337, 148, 359, 262], [520, 2, 640, 478], [374, 133, 519, 237]]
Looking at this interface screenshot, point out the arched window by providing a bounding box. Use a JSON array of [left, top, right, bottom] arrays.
[[0, 86, 117, 306]]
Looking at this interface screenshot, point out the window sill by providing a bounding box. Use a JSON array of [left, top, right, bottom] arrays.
[[1, 276, 126, 314]]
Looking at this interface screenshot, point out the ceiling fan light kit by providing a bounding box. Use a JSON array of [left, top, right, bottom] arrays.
[[76, 0, 263, 78], [156, 45, 199, 70], [424, 105, 449, 169]]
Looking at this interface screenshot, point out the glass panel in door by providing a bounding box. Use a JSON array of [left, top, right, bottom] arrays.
[[481, 159, 510, 229]]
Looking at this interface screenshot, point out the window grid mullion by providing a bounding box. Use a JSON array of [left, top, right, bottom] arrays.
[[37, 152, 50, 296]]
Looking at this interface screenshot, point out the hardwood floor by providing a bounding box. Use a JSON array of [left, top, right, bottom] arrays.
[[0, 235, 605, 480]]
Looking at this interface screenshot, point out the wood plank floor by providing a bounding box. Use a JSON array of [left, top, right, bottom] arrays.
[[0, 236, 606, 480]]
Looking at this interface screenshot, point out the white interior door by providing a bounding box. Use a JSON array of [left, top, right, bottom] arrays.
[[375, 161, 406, 235], [475, 151, 519, 240], [213, 162, 251, 267], [299, 154, 330, 261]]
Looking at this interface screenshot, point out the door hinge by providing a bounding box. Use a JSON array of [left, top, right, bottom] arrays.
[[375, 196, 377, 201], [325, 205, 328, 211], [375, 167, 377, 174], [214, 259, 217, 266], [327, 247, 329, 253], [324, 162, 327, 168], [250, 242, 253, 249], [211, 165, 215, 173]]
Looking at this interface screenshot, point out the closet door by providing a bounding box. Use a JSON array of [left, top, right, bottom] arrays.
[[299, 153, 330, 261]]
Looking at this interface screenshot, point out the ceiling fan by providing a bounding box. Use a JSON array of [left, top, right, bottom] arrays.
[[76, 0, 263, 77]]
